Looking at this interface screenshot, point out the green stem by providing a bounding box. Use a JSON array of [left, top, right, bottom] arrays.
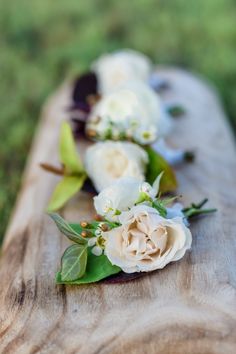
[[183, 198, 217, 219], [192, 198, 208, 209], [184, 208, 217, 218]]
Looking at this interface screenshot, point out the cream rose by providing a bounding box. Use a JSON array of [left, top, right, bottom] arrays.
[[85, 141, 148, 192], [103, 205, 192, 273], [92, 49, 152, 94], [86, 81, 172, 143]]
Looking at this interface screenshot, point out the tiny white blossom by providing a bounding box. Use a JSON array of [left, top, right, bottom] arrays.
[[88, 237, 97, 247], [140, 182, 153, 194], [86, 81, 172, 144], [95, 229, 102, 236], [91, 246, 103, 257], [134, 125, 157, 145]]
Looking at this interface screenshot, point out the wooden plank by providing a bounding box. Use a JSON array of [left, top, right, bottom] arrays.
[[0, 69, 236, 354]]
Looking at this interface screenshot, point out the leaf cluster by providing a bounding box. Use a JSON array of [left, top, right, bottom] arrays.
[[50, 213, 121, 284]]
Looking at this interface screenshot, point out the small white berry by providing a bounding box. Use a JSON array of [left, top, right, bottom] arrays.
[[91, 246, 103, 256]]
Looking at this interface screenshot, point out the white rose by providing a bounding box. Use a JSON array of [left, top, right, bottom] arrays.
[[94, 175, 160, 221], [85, 141, 148, 192], [94, 177, 141, 221], [103, 205, 192, 273], [86, 81, 172, 143], [92, 49, 152, 94]]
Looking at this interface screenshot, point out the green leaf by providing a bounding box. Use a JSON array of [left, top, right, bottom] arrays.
[[60, 244, 88, 281], [47, 175, 86, 212], [49, 213, 87, 245], [69, 223, 84, 234], [152, 171, 164, 196], [56, 249, 121, 285], [152, 200, 167, 217], [145, 146, 177, 193], [60, 122, 84, 174]]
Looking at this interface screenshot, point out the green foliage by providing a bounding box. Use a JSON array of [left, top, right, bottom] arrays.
[[60, 122, 84, 174], [50, 213, 90, 281], [47, 122, 87, 211], [145, 147, 177, 193], [60, 244, 88, 281], [0, 0, 236, 242], [51, 213, 121, 284], [56, 249, 121, 285], [183, 198, 217, 218], [48, 175, 86, 211], [49, 213, 87, 244], [152, 200, 167, 218]]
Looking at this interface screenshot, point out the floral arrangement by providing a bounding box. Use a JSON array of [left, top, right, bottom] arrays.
[[41, 122, 177, 210], [50, 175, 215, 284], [41, 49, 215, 285], [41, 49, 193, 211], [70, 49, 186, 143]]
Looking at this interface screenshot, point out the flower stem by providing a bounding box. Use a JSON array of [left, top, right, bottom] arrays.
[[183, 199, 217, 219], [40, 162, 65, 176]]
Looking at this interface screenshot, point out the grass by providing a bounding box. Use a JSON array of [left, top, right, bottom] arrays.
[[0, 0, 236, 242]]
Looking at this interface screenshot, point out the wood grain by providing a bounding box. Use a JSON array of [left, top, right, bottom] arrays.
[[0, 69, 236, 354]]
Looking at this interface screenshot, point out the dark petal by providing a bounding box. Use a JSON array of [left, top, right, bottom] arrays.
[[72, 71, 98, 105], [68, 102, 91, 113], [71, 109, 89, 123], [82, 178, 97, 194], [71, 118, 86, 139]]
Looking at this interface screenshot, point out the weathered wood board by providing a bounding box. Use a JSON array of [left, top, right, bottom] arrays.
[[0, 69, 236, 354]]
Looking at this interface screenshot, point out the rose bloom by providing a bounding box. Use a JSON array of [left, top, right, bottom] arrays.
[[94, 176, 160, 222], [103, 205, 192, 273], [85, 141, 148, 192], [91, 49, 152, 94], [86, 81, 172, 143]]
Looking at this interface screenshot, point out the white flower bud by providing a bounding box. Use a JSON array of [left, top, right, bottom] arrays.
[[91, 246, 103, 257]]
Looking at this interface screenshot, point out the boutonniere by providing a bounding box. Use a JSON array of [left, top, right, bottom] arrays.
[[50, 174, 216, 285], [41, 123, 177, 211], [85, 81, 172, 144], [70, 49, 192, 163]]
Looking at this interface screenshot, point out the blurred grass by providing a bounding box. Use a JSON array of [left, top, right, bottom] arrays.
[[0, 0, 236, 242]]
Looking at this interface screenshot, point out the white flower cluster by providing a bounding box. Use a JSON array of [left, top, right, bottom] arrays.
[[81, 49, 176, 192], [86, 49, 172, 145], [50, 50, 213, 283], [89, 176, 191, 273]]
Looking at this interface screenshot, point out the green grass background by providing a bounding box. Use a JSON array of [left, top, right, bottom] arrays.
[[0, 0, 236, 242]]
